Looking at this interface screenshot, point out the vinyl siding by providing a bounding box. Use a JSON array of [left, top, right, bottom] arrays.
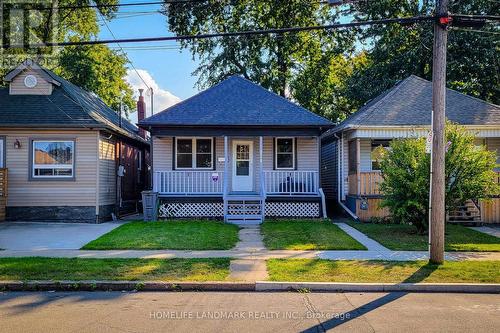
[[1, 129, 98, 207], [153, 136, 320, 192], [486, 138, 500, 165], [98, 134, 116, 205], [9, 69, 53, 95]]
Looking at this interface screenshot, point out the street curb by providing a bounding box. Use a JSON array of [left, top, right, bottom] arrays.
[[0, 281, 255, 292], [255, 282, 500, 293], [0, 281, 498, 293]]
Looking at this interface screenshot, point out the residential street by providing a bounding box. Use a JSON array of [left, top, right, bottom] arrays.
[[0, 291, 498, 332]]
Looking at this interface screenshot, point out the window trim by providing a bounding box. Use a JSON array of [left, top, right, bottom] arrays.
[[29, 138, 76, 181], [175, 137, 214, 170], [274, 137, 295, 170]]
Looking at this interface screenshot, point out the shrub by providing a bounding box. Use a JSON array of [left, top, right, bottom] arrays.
[[378, 123, 498, 234]]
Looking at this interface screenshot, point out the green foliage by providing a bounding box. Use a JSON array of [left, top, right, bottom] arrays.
[[291, 52, 368, 122], [165, 0, 354, 97], [347, 0, 499, 106], [0, 0, 134, 112], [57, 45, 134, 111], [379, 123, 499, 233]]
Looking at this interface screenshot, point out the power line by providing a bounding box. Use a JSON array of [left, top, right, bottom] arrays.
[[96, 4, 151, 90], [4, 15, 438, 48], [23, 0, 353, 11], [22, 0, 206, 11]]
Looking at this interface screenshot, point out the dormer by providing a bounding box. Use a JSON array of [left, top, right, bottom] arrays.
[[4, 59, 60, 96]]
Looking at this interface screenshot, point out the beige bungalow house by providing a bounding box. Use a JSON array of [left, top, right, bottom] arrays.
[[0, 60, 149, 222], [321, 75, 500, 223], [138, 75, 333, 224]]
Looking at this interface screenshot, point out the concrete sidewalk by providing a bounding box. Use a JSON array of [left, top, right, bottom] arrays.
[[0, 248, 498, 261]]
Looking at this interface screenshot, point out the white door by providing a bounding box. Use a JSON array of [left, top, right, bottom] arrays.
[[232, 141, 253, 191]]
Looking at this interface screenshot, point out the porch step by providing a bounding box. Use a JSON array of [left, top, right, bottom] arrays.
[[224, 196, 265, 225], [448, 200, 482, 223]]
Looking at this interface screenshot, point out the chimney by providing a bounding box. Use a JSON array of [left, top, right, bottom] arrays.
[[137, 89, 146, 138]]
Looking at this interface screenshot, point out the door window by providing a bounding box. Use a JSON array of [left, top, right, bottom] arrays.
[[236, 144, 250, 176]]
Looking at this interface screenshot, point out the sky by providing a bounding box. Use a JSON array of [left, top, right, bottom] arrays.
[[97, 2, 199, 121]]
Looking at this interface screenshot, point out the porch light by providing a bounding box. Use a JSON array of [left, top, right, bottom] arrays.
[[14, 139, 21, 149]]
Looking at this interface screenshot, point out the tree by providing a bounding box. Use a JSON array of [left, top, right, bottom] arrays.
[[164, 0, 354, 96], [58, 45, 134, 111], [291, 52, 368, 122], [346, 0, 499, 107], [378, 123, 499, 234], [0, 0, 134, 112]]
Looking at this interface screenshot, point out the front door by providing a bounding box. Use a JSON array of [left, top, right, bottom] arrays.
[[232, 141, 253, 192]]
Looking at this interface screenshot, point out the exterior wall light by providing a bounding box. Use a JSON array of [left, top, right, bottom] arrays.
[[14, 139, 21, 149]]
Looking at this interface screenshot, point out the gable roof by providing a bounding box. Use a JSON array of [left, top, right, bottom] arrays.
[[139, 75, 333, 128], [329, 75, 500, 134], [1, 61, 147, 144]]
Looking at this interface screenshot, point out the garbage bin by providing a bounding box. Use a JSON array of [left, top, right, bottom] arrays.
[[141, 191, 158, 222]]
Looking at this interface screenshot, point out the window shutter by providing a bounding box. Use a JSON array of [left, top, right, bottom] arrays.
[[212, 137, 216, 170], [272, 137, 276, 170], [294, 137, 298, 170], [172, 137, 176, 170]]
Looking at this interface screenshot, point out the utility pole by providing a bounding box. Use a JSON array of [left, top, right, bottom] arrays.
[[429, 0, 449, 264]]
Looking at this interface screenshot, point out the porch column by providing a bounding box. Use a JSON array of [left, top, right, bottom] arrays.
[[224, 136, 229, 196], [259, 136, 263, 192]]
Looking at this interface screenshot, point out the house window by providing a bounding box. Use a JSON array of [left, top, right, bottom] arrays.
[[371, 139, 391, 171], [0, 137, 4, 168], [32, 140, 74, 178], [175, 138, 213, 169], [275, 137, 295, 169]]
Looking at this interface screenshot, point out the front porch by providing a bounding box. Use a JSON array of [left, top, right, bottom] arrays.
[[344, 138, 500, 223], [152, 136, 325, 223]]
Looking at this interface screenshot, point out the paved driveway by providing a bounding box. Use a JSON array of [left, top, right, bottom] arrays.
[[0, 222, 124, 250]]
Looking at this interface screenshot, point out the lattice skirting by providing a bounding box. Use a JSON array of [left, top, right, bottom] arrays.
[[158, 202, 224, 218], [265, 202, 320, 218], [158, 200, 320, 218]]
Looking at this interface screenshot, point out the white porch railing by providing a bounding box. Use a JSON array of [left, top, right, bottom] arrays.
[[263, 170, 319, 195], [154, 171, 224, 195]]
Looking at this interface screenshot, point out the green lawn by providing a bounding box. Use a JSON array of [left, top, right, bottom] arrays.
[[0, 258, 230, 281], [267, 259, 500, 283], [82, 220, 240, 250], [261, 219, 366, 250], [347, 222, 500, 252]]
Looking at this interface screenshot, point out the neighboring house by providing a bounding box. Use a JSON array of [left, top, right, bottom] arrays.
[[0, 60, 149, 223], [321, 75, 500, 223], [138, 76, 333, 223]]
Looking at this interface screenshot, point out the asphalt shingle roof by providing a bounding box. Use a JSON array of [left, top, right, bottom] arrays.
[[1, 64, 145, 143], [139, 75, 333, 127], [330, 75, 500, 134]]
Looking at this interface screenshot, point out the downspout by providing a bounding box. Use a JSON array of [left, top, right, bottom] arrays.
[[334, 132, 358, 220]]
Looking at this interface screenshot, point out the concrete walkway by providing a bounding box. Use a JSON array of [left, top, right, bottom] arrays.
[[335, 222, 390, 251], [229, 225, 268, 281], [469, 226, 500, 238]]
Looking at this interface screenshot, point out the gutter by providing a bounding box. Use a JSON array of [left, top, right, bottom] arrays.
[[334, 132, 358, 220]]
